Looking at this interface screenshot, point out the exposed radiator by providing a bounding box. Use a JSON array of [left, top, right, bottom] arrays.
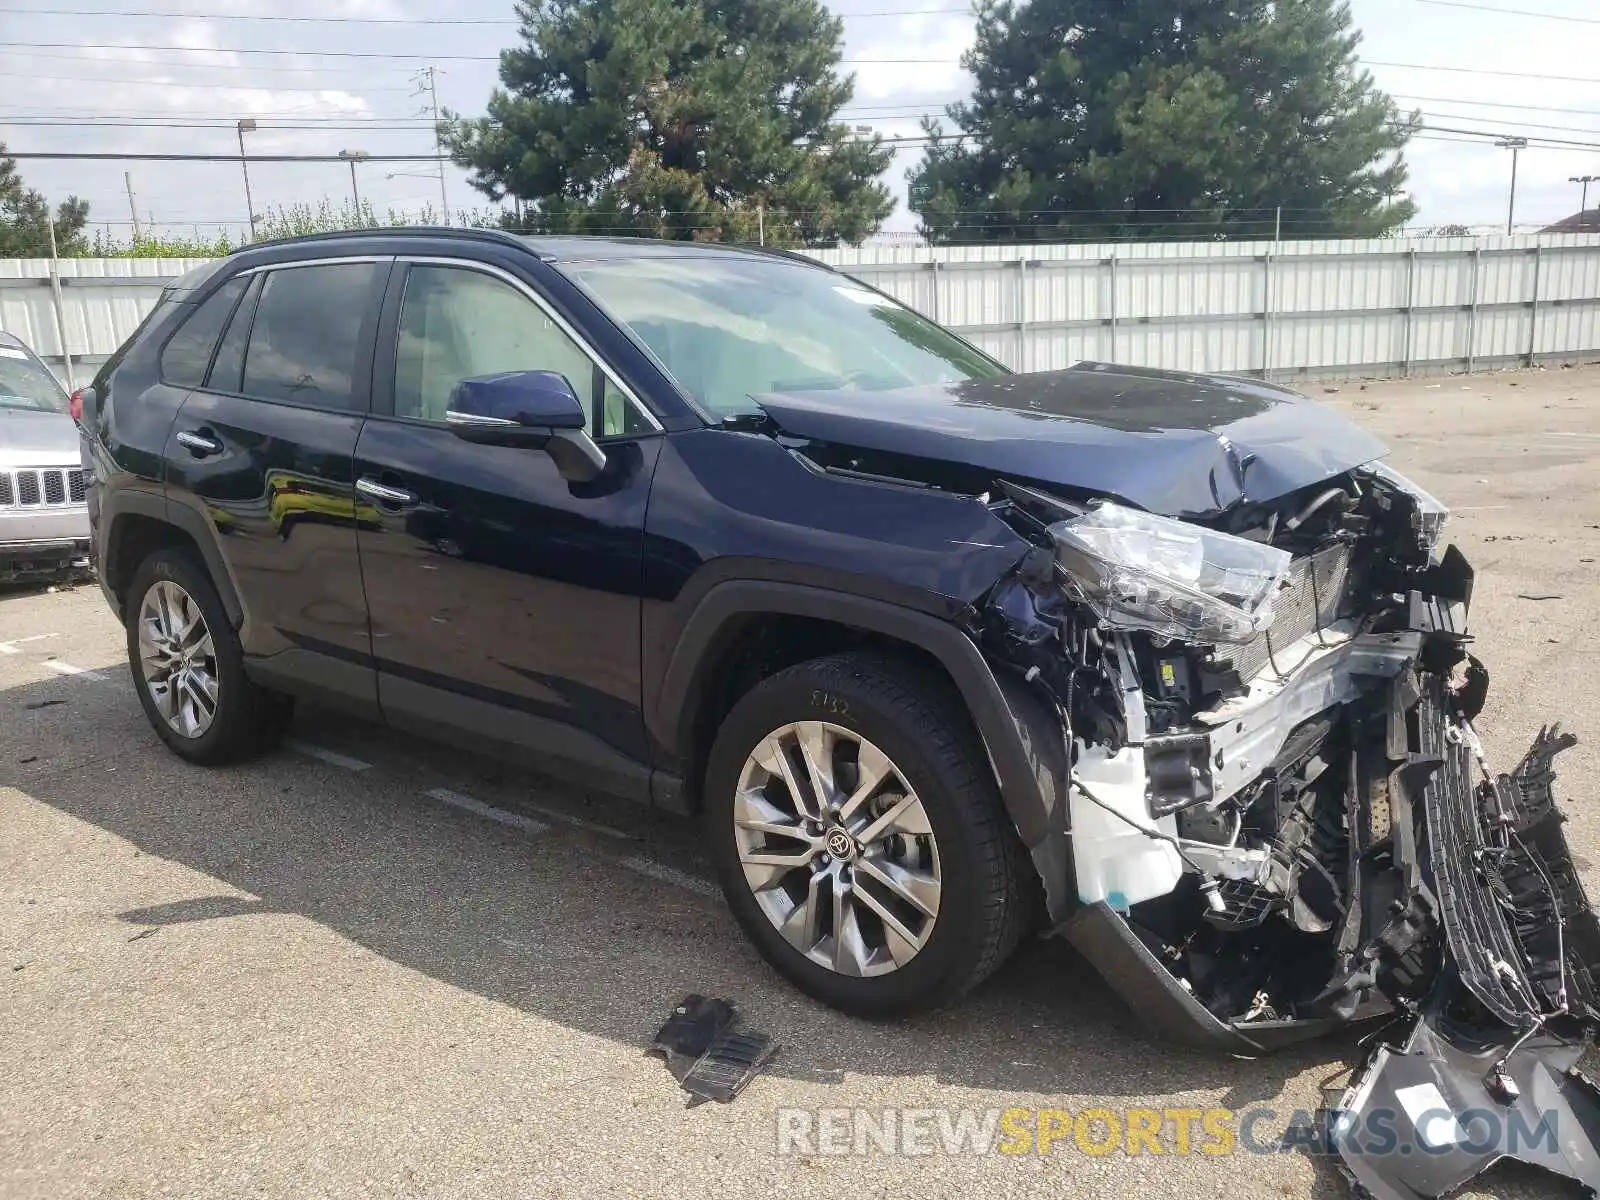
[[1226, 542, 1355, 683]]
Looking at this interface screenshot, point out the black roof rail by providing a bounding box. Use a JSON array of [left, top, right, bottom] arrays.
[[728, 242, 838, 271], [228, 225, 840, 269], [230, 225, 533, 256]]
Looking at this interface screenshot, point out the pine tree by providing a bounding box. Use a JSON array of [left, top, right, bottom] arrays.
[[442, 0, 894, 246], [0, 145, 90, 257], [909, 0, 1419, 243]]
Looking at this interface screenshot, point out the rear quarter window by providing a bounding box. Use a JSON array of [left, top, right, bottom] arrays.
[[159, 277, 249, 388]]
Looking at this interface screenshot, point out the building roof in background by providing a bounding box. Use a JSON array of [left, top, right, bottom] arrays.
[[1542, 209, 1600, 233]]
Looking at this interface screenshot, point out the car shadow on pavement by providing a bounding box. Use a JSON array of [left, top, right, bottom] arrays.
[[0, 666, 1424, 1173]]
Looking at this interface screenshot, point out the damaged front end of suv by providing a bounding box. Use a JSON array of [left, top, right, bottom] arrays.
[[755, 363, 1600, 1199], [980, 454, 1600, 1199]]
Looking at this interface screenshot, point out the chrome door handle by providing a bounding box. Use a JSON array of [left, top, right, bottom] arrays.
[[356, 476, 419, 508], [175, 429, 223, 457]]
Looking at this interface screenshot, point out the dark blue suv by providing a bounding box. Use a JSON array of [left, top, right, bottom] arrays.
[[80, 232, 1600, 1183]]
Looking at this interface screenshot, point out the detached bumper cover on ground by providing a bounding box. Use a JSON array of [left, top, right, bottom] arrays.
[[1330, 723, 1600, 1199]]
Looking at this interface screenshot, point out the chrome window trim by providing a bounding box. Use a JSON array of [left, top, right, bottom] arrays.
[[234, 254, 392, 277], [445, 410, 519, 428], [390, 255, 664, 434]]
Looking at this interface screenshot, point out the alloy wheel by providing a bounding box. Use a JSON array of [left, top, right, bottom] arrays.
[[137, 580, 219, 739], [733, 721, 941, 977]]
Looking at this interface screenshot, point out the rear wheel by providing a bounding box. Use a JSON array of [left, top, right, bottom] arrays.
[[704, 652, 1033, 1017], [126, 547, 291, 764]]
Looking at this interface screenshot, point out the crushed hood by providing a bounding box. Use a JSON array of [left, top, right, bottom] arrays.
[[753, 361, 1390, 517]]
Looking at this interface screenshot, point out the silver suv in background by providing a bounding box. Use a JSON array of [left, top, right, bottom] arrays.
[[0, 331, 91, 583]]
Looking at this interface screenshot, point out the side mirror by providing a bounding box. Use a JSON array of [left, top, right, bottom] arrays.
[[445, 370, 606, 483]]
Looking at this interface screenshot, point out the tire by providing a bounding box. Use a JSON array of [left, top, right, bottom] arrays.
[[703, 651, 1034, 1018], [125, 545, 292, 764]]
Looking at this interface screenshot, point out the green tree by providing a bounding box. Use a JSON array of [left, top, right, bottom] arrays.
[[0, 144, 90, 256], [910, 0, 1419, 243], [441, 0, 894, 246]]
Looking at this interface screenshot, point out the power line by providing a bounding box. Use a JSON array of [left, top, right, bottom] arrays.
[[1404, 0, 1600, 23], [842, 92, 1600, 125], [2, 4, 973, 17], [1, 151, 451, 162], [1392, 94, 1600, 117], [0, 50, 419, 75], [9, 43, 1598, 80], [1362, 59, 1600, 84], [0, 121, 440, 131], [0, 41, 952, 65], [1417, 111, 1600, 138], [0, 71, 416, 91], [4, 7, 518, 20], [1402, 122, 1600, 150], [2, 42, 487, 61]]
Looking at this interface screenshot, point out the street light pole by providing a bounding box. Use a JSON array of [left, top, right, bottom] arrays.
[[1571, 175, 1599, 213], [236, 119, 258, 239], [1495, 137, 1528, 236]]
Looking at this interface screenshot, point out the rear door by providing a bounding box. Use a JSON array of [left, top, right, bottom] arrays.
[[164, 256, 391, 709], [352, 255, 662, 796]]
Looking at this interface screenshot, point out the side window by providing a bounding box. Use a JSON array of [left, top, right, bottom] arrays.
[[392, 265, 647, 437], [206, 274, 262, 394], [160, 277, 247, 388], [241, 263, 380, 411]]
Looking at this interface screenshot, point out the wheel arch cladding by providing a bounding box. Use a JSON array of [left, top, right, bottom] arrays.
[[656, 580, 1076, 921], [103, 492, 243, 629]]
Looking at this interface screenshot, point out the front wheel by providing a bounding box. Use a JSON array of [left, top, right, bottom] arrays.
[[125, 546, 291, 764], [703, 652, 1033, 1018]]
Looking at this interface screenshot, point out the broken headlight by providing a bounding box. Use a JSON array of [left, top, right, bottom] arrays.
[[1365, 460, 1449, 558], [1049, 502, 1291, 645]]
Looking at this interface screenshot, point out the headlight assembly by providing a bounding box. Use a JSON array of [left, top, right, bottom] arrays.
[[1048, 502, 1291, 645], [1364, 460, 1449, 558]]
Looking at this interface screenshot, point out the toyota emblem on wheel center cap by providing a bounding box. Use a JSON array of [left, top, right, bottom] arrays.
[[825, 828, 856, 861]]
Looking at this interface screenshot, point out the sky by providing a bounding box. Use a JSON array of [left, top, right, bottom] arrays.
[[0, 0, 1597, 246]]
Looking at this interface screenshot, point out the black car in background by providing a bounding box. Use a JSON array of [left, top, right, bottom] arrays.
[[78, 228, 1600, 1200]]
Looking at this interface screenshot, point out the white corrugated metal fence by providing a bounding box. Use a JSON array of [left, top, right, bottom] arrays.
[[811, 234, 1600, 381], [5, 234, 1600, 386]]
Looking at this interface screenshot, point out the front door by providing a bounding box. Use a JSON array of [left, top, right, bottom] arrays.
[[165, 257, 390, 709], [353, 258, 662, 798]]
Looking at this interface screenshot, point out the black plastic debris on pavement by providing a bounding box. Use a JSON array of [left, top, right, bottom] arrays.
[[648, 994, 776, 1105]]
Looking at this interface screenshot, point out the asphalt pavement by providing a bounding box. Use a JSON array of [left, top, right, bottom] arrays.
[[4, 364, 1599, 1199]]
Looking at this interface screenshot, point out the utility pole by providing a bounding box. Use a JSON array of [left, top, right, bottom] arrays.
[[1495, 137, 1528, 236], [1571, 174, 1599, 213], [45, 217, 76, 391], [236, 119, 258, 239], [757, 200, 765, 247], [412, 66, 450, 225], [124, 171, 140, 240], [338, 149, 369, 210]]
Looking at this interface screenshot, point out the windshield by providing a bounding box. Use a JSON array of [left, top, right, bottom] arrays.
[[564, 255, 1007, 418], [0, 347, 70, 415]]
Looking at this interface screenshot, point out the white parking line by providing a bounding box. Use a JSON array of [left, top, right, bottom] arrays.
[[285, 740, 373, 772], [425, 787, 551, 836], [621, 855, 719, 898], [516, 799, 632, 840], [44, 661, 110, 683], [0, 633, 60, 655]]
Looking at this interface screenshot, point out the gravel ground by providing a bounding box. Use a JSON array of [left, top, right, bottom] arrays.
[[3, 364, 1599, 1199]]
